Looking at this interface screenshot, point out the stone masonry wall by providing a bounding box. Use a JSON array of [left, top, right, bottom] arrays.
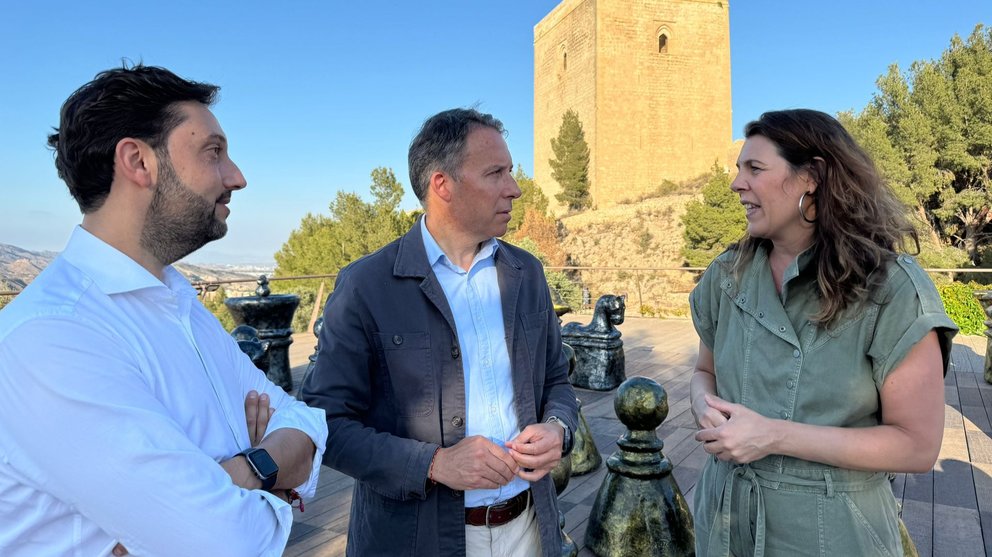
[[534, 0, 732, 212]]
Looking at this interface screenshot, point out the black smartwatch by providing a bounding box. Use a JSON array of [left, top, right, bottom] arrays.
[[239, 448, 279, 491]]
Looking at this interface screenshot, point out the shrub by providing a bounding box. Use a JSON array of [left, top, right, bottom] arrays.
[[936, 282, 987, 336]]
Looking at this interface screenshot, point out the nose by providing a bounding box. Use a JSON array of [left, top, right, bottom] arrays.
[[506, 174, 522, 199], [729, 172, 746, 192], [224, 158, 247, 190]]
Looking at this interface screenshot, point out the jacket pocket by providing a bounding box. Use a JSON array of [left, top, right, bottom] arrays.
[[520, 309, 549, 370], [374, 331, 434, 417]]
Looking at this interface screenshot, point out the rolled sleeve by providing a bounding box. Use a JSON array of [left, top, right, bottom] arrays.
[[233, 338, 327, 498], [0, 319, 293, 556], [868, 257, 958, 386]]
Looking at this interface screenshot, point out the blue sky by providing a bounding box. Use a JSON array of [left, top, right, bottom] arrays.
[[1, 1, 988, 264]]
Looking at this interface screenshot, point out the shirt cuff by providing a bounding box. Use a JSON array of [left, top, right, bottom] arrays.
[[266, 404, 328, 499]]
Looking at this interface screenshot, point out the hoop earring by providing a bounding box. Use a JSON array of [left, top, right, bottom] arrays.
[[799, 192, 816, 224]]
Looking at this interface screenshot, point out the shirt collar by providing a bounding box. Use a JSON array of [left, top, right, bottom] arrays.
[[419, 217, 499, 271], [60, 226, 197, 297]]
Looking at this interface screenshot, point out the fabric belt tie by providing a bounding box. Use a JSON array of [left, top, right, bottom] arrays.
[[465, 490, 530, 527], [706, 463, 885, 557]]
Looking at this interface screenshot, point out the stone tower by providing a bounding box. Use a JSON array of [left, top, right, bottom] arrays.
[[534, 0, 732, 210]]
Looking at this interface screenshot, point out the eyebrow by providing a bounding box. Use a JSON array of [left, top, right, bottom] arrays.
[[736, 158, 763, 168], [202, 133, 228, 147]]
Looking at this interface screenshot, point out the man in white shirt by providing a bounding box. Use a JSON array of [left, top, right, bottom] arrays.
[[0, 64, 326, 556]]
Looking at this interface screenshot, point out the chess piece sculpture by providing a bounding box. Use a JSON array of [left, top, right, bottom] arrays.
[[585, 376, 694, 556], [562, 294, 626, 390]]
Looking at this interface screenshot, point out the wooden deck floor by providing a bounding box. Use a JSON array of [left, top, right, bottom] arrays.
[[282, 317, 992, 557]]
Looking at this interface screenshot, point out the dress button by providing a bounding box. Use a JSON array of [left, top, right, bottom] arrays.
[[451, 346, 460, 359], [780, 410, 790, 419], [793, 349, 801, 358], [392, 335, 403, 345], [451, 415, 464, 427]]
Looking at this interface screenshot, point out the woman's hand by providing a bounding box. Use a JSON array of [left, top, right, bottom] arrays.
[[694, 395, 780, 464]]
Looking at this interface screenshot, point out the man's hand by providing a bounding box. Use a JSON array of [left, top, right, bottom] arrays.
[[244, 390, 274, 447], [430, 436, 520, 491], [505, 423, 563, 482]]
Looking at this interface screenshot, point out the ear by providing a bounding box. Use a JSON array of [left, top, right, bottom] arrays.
[[804, 157, 825, 194], [428, 170, 454, 203], [114, 137, 156, 190]]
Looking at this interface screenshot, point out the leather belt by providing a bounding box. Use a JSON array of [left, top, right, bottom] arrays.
[[464, 490, 530, 527]]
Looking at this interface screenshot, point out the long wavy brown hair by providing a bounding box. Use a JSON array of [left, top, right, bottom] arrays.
[[731, 109, 919, 327]]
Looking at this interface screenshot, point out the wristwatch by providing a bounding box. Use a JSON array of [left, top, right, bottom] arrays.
[[545, 416, 573, 456], [239, 448, 279, 491]]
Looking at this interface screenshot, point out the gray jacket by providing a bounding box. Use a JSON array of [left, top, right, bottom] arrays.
[[302, 222, 578, 557]]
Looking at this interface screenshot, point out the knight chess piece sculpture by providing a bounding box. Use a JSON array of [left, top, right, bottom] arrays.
[[561, 294, 626, 391], [224, 275, 300, 392], [975, 291, 992, 384], [230, 324, 269, 369], [296, 317, 324, 401], [585, 376, 694, 557]]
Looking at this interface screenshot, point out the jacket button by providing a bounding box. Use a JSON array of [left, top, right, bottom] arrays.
[[451, 346, 460, 359], [392, 335, 403, 345], [793, 349, 801, 358], [780, 410, 790, 419], [451, 489, 462, 498], [787, 380, 795, 389], [451, 415, 464, 427]]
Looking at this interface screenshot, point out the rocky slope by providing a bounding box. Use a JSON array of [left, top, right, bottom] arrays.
[[558, 193, 700, 317]]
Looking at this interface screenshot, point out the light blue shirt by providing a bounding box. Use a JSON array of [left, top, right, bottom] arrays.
[[420, 218, 528, 507]]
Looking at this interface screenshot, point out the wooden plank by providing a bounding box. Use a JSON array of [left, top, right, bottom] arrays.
[[283, 318, 990, 557], [901, 498, 933, 557], [933, 503, 984, 557]]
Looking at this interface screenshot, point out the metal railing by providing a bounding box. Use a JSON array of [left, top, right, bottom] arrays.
[[3, 267, 992, 299]]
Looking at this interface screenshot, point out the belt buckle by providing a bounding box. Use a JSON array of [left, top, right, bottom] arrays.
[[484, 499, 507, 528]]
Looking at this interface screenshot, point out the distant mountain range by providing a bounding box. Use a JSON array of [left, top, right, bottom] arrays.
[[0, 243, 272, 292]]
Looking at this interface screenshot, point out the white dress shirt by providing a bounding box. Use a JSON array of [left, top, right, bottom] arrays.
[[420, 218, 529, 507], [0, 226, 327, 556]]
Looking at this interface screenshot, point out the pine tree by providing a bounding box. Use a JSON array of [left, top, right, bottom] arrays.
[[550, 109, 591, 211], [681, 164, 746, 267]]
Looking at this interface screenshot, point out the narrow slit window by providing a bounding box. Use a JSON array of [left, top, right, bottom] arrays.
[[658, 33, 668, 53]]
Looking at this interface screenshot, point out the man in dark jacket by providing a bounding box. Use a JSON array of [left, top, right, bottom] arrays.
[[302, 108, 578, 557]]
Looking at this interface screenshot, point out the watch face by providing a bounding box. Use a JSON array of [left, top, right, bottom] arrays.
[[247, 449, 278, 479]]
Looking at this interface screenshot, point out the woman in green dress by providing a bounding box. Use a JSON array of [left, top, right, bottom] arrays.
[[689, 109, 957, 556]]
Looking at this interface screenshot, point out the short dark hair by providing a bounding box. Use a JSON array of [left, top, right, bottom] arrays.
[[407, 108, 505, 202], [47, 64, 219, 213]]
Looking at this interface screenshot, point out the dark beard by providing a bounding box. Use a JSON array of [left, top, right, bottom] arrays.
[[140, 154, 227, 265]]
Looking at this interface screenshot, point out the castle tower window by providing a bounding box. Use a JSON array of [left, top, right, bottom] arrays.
[[658, 33, 669, 53], [563, 51, 567, 70]]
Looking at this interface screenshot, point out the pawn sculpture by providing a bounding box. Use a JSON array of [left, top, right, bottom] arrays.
[[561, 343, 602, 476], [551, 454, 578, 557], [585, 376, 694, 557], [562, 294, 626, 391]]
